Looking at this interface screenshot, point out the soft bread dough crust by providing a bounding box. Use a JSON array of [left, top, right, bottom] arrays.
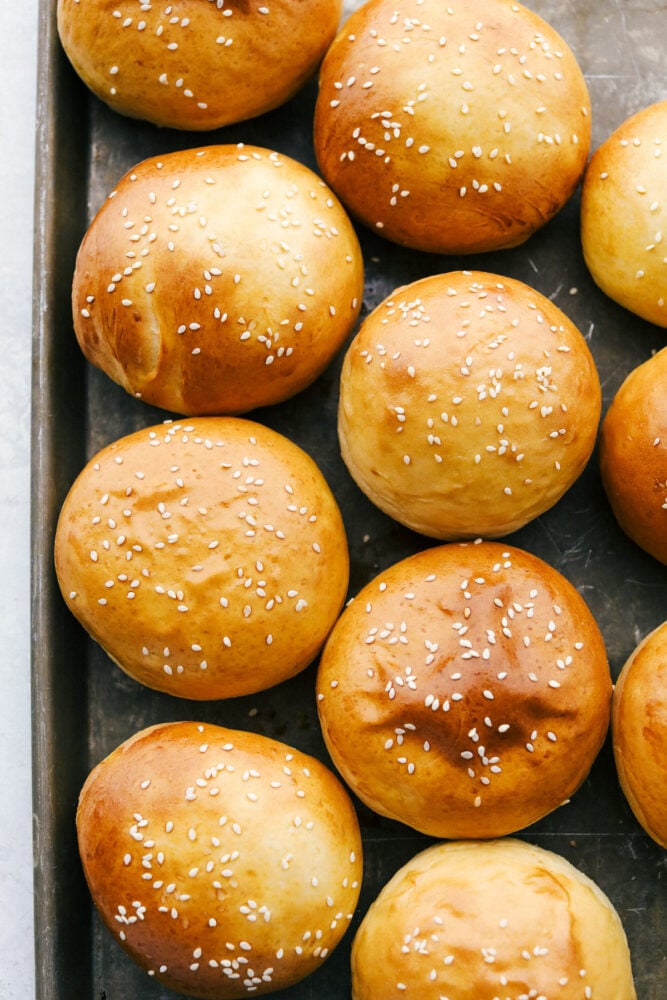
[[581, 100, 667, 327], [598, 347, 667, 565], [77, 721, 363, 998], [314, 0, 591, 254], [351, 839, 636, 1000], [612, 621, 667, 848], [55, 417, 350, 699], [72, 144, 364, 416], [58, 0, 343, 130], [316, 540, 611, 839], [337, 270, 601, 540]]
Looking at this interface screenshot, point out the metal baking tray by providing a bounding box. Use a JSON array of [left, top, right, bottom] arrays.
[[31, 0, 667, 997]]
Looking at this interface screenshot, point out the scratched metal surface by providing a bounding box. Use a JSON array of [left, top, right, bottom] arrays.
[[32, 0, 666, 998]]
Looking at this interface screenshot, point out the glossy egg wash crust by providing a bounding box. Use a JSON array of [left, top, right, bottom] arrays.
[[54, 417, 350, 700], [72, 144, 364, 416], [338, 270, 601, 540], [314, 0, 591, 254], [351, 839, 637, 1000], [76, 722, 363, 998], [316, 540, 612, 840], [581, 99, 667, 327], [57, 0, 343, 130]]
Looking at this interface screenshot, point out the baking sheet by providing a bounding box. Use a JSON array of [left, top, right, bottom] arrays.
[[31, 0, 667, 997]]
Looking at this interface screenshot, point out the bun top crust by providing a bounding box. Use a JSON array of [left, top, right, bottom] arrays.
[[351, 838, 637, 1000], [581, 100, 667, 327], [72, 144, 364, 415], [54, 417, 349, 700], [337, 271, 601, 540], [57, 0, 343, 130], [77, 721, 363, 999], [314, 0, 591, 254], [598, 347, 667, 565], [316, 540, 611, 840], [612, 620, 667, 848]]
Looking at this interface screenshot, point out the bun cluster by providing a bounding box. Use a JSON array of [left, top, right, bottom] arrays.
[[55, 417, 349, 700], [76, 722, 363, 999], [314, 0, 591, 253]]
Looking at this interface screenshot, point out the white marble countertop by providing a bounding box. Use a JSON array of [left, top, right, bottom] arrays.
[[0, 1, 39, 996]]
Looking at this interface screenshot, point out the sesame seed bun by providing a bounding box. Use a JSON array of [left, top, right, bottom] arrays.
[[351, 838, 636, 1000], [612, 621, 667, 848], [598, 347, 667, 565], [57, 0, 343, 130], [581, 101, 667, 327], [313, 0, 591, 254], [316, 540, 612, 840], [71, 144, 364, 416], [54, 417, 349, 700], [76, 721, 363, 998], [337, 271, 601, 540]]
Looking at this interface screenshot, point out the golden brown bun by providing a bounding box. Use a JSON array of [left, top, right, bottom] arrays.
[[338, 271, 601, 540], [351, 838, 636, 1000], [598, 348, 667, 564], [55, 417, 349, 699], [612, 621, 667, 848], [77, 721, 363, 998], [581, 101, 667, 327], [316, 540, 611, 840], [72, 144, 364, 415], [314, 0, 591, 254], [57, 0, 342, 130]]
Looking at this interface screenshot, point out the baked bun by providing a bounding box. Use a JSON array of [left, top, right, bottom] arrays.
[[316, 540, 611, 840], [581, 100, 667, 327], [77, 721, 363, 998], [313, 0, 591, 254], [351, 838, 636, 1000], [337, 271, 601, 540], [612, 621, 667, 848], [598, 347, 667, 564], [54, 417, 349, 699], [72, 144, 364, 415], [57, 0, 342, 130]]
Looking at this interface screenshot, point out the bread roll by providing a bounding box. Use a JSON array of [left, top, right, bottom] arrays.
[[72, 144, 364, 415], [54, 417, 349, 699], [581, 100, 667, 327], [57, 0, 342, 130], [612, 620, 667, 848], [598, 347, 667, 564], [314, 0, 591, 254], [77, 721, 363, 998], [351, 838, 636, 1000], [337, 270, 601, 540], [316, 540, 611, 840]]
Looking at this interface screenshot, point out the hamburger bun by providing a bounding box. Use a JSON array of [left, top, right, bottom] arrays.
[[581, 100, 667, 327], [72, 144, 364, 416], [54, 417, 349, 700], [316, 540, 611, 840], [76, 721, 363, 998], [598, 347, 667, 564], [57, 0, 343, 130], [314, 0, 591, 254], [337, 270, 601, 540], [612, 620, 667, 848], [351, 838, 636, 1000]]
